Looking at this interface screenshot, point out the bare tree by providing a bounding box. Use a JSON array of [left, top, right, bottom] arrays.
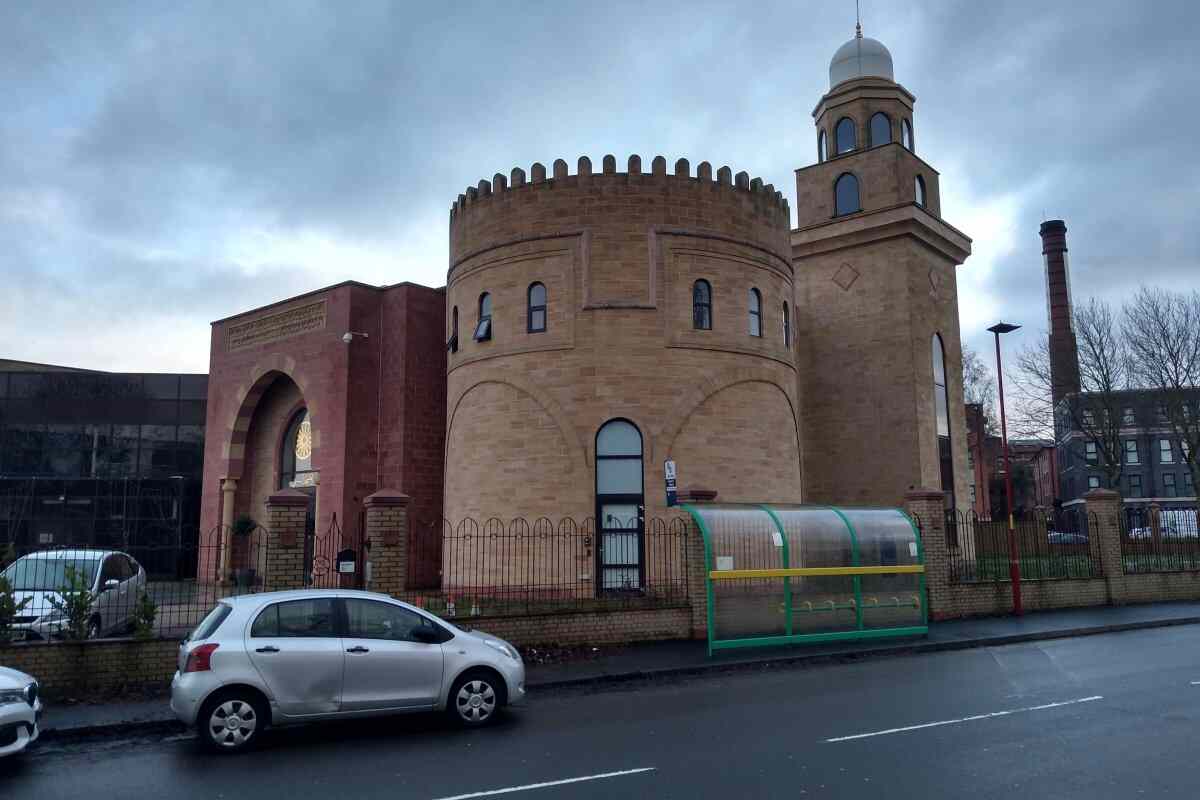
[[962, 345, 998, 435], [1123, 287, 1200, 493], [1009, 298, 1131, 489]]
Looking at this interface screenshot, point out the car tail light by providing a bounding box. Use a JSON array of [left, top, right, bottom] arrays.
[[184, 643, 219, 673]]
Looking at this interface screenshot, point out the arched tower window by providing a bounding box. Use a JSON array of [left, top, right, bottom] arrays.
[[280, 409, 316, 490], [692, 280, 712, 330], [595, 419, 644, 592], [748, 288, 762, 337], [474, 292, 492, 342], [915, 175, 927, 207], [834, 173, 860, 216], [870, 112, 892, 147], [835, 117, 856, 154], [782, 301, 791, 347], [448, 306, 459, 353], [902, 118, 913, 151], [527, 282, 547, 333], [818, 130, 827, 163], [932, 333, 955, 506]]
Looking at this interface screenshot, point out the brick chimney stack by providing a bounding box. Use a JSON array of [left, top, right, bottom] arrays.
[[1040, 220, 1081, 407]]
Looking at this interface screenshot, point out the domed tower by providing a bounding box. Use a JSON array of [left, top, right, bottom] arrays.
[[444, 156, 798, 591], [792, 28, 973, 509]]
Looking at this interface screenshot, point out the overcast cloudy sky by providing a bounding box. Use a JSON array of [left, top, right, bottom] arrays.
[[2, 1, 1198, 374]]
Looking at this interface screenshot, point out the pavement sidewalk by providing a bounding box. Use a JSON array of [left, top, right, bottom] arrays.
[[33, 600, 1200, 739]]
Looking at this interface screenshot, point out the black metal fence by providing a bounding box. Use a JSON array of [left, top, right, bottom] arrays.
[[398, 516, 691, 618], [945, 508, 1102, 583], [1121, 506, 1200, 573]]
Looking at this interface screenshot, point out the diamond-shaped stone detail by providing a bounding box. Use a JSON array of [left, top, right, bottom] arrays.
[[832, 263, 860, 291]]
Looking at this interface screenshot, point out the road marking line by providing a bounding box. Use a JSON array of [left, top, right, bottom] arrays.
[[824, 696, 1104, 743], [429, 767, 656, 799], [1191, 681, 1200, 686]]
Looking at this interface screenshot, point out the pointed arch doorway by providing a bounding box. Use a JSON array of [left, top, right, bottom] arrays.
[[594, 419, 644, 594]]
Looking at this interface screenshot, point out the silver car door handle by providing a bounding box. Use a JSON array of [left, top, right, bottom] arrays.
[[346, 646, 370, 654], [255, 646, 280, 653]]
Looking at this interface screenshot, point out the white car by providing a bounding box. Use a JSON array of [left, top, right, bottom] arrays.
[[0, 549, 147, 640], [171, 589, 526, 752], [0, 667, 41, 757]]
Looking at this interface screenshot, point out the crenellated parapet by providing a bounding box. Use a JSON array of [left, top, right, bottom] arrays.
[[449, 153, 789, 224]]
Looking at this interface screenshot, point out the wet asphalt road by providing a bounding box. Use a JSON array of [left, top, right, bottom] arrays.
[[5, 624, 1200, 799]]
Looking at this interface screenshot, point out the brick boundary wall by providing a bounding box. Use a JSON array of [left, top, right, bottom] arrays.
[[444, 605, 693, 648], [0, 637, 178, 699], [907, 487, 1200, 619]]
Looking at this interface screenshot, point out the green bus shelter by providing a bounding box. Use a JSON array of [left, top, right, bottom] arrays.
[[680, 504, 927, 655]]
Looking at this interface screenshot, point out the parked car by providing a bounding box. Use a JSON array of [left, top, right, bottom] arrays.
[[1047, 530, 1089, 545], [171, 589, 526, 752], [0, 549, 147, 640], [0, 667, 41, 758]]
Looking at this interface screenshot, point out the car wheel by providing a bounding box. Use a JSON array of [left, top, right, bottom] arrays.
[[198, 692, 267, 753], [86, 617, 102, 640], [448, 672, 502, 727]]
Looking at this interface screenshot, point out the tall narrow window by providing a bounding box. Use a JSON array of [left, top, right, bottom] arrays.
[[1163, 473, 1177, 497], [932, 333, 954, 507], [902, 118, 913, 150], [818, 130, 827, 163], [527, 282, 547, 333], [1127, 473, 1142, 498], [1085, 441, 1098, 464], [834, 173, 860, 216], [782, 301, 790, 348], [748, 288, 762, 337], [1159, 438, 1174, 463], [692, 279, 712, 330], [1125, 439, 1139, 465], [595, 419, 644, 592], [835, 117, 856, 154], [915, 175, 927, 207], [869, 112, 891, 147], [474, 292, 492, 342], [447, 306, 459, 353], [280, 409, 316, 490]]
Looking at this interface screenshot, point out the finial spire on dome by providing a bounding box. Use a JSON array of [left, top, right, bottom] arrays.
[[856, 0, 863, 38]]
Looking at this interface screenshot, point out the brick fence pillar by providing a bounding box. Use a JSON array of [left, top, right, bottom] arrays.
[[264, 489, 309, 591], [364, 489, 410, 598], [905, 488, 951, 621], [1084, 488, 1124, 605]]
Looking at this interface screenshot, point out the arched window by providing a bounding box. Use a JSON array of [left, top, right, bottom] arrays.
[[834, 173, 860, 216], [932, 334, 954, 506], [280, 409, 316, 490], [915, 175, 927, 207], [692, 279, 712, 330], [447, 306, 459, 353], [870, 112, 892, 147], [474, 292, 492, 342], [527, 282, 547, 333], [902, 118, 913, 151], [782, 301, 791, 348], [835, 117, 856, 154], [748, 288, 762, 337], [595, 419, 644, 592], [818, 130, 827, 163]]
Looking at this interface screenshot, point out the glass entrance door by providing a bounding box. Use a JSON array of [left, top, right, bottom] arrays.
[[595, 420, 644, 594]]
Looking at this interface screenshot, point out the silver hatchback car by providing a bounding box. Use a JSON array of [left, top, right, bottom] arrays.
[[171, 589, 525, 752]]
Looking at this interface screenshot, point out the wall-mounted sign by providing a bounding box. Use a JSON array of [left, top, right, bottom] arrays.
[[336, 548, 357, 574], [664, 459, 677, 507]]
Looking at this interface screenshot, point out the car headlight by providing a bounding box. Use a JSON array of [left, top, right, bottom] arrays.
[[0, 688, 25, 705], [483, 639, 520, 662]]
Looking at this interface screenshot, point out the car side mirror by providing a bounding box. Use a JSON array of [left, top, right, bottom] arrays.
[[103, 579, 120, 591]]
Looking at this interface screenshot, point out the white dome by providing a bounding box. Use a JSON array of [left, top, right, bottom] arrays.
[[829, 36, 894, 88]]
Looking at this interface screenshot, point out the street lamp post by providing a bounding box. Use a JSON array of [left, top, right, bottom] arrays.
[[988, 321, 1023, 616]]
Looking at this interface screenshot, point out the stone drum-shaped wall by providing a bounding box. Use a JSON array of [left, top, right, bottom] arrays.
[[445, 154, 800, 594]]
